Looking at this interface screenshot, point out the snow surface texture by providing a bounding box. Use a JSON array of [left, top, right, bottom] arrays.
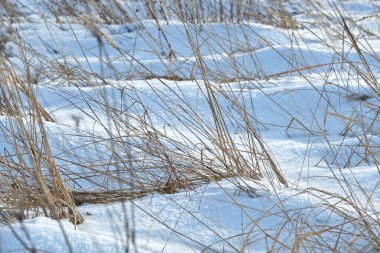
[[0, 0, 379, 252]]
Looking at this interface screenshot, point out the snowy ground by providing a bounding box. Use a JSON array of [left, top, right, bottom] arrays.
[[0, 0, 379, 252]]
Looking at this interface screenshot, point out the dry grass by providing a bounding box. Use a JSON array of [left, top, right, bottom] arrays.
[[0, 0, 379, 252], [0, 52, 83, 224]]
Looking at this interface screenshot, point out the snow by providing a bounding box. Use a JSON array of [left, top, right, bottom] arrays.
[[0, 180, 365, 252], [0, 0, 379, 252]]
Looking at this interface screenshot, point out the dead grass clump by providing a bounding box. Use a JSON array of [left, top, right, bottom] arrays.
[[0, 58, 83, 224]]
